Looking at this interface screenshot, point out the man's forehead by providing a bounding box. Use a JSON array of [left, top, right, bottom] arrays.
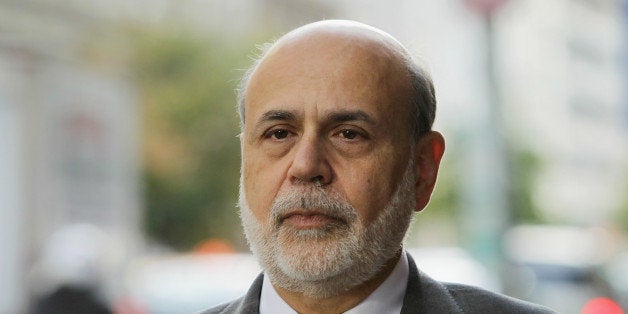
[[247, 22, 410, 98], [242, 20, 414, 132]]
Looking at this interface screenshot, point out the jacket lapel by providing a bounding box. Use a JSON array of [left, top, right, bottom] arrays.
[[401, 252, 464, 314], [233, 273, 263, 314]]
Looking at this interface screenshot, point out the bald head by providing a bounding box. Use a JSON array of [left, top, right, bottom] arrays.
[[274, 20, 410, 56], [237, 20, 436, 139]]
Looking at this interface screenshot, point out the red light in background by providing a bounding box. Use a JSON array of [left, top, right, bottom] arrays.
[[193, 238, 235, 254], [582, 297, 624, 314], [463, 0, 508, 15]]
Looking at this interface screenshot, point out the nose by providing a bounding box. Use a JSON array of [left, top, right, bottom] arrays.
[[287, 135, 332, 186]]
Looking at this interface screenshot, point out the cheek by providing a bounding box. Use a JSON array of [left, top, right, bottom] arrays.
[[338, 161, 394, 224], [242, 148, 287, 220], [337, 148, 409, 224]]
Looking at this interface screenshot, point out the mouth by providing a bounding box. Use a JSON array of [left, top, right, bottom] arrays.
[[280, 210, 344, 229]]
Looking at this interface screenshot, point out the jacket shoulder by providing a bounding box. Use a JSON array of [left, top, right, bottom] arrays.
[[444, 283, 556, 313], [198, 296, 245, 314], [199, 273, 263, 314]]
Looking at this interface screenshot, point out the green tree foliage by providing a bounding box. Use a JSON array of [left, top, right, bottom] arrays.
[[410, 132, 546, 247], [615, 169, 628, 232], [509, 148, 544, 224], [130, 28, 257, 251]]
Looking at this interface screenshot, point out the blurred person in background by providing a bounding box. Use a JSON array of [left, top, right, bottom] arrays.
[[204, 20, 553, 314], [30, 224, 112, 314]]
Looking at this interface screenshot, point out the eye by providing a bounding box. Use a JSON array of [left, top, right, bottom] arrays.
[[263, 128, 293, 141], [335, 127, 369, 141], [272, 129, 289, 139], [330, 126, 371, 156], [340, 129, 359, 140]]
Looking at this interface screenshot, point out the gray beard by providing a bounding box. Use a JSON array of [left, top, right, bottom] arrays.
[[239, 158, 416, 298]]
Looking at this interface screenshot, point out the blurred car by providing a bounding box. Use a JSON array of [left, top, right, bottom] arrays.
[[503, 225, 624, 313], [120, 253, 260, 314], [605, 252, 628, 310]]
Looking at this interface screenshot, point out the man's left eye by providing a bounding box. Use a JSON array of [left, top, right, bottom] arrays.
[[271, 129, 290, 139], [340, 129, 359, 140]]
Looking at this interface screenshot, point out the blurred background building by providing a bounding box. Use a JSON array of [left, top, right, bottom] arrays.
[[498, 0, 626, 226], [0, 1, 142, 312], [0, 0, 626, 313]]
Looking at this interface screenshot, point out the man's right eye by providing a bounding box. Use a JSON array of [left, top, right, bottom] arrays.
[[265, 129, 290, 140], [273, 129, 289, 139]]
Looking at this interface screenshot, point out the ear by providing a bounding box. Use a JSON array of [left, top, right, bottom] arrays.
[[413, 131, 445, 212]]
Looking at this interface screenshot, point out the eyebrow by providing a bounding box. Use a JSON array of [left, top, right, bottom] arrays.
[[324, 109, 375, 125], [259, 110, 297, 123]]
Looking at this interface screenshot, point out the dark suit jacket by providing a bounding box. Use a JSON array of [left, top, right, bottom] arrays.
[[203, 253, 555, 313]]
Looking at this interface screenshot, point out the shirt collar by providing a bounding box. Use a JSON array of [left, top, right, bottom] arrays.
[[260, 273, 296, 314], [259, 252, 409, 314]]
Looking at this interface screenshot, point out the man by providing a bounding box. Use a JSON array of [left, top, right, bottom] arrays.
[[204, 20, 553, 314]]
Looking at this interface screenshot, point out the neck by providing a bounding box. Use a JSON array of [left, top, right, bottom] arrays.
[[272, 251, 402, 314]]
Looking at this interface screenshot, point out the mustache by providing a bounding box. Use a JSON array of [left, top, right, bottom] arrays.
[[270, 187, 358, 227]]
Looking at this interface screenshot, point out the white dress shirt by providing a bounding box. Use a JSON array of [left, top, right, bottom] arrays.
[[259, 252, 409, 314]]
